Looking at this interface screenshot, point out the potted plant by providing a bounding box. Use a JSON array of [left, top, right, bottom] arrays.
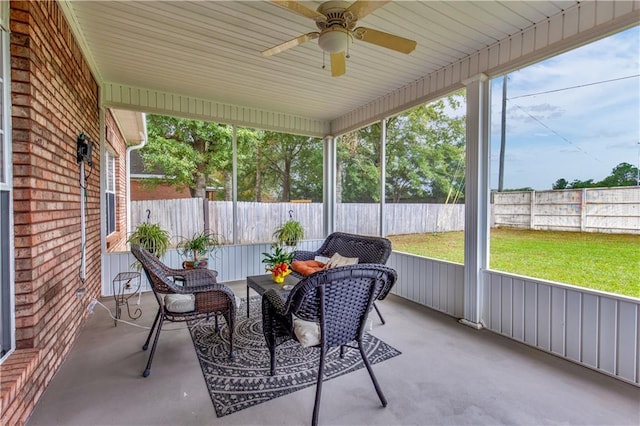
[[177, 231, 219, 269], [261, 245, 293, 283], [128, 222, 171, 258], [273, 219, 304, 247]]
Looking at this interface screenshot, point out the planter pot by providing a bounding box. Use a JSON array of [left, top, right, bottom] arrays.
[[182, 259, 208, 269]]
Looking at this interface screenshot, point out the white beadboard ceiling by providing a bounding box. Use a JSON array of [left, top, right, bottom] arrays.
[[64, 1, 583, 125]]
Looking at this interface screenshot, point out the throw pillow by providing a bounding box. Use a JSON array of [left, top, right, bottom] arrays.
[[324, 252, 359, 269], [292, 314, 320, 347], [291, 260, 326, 276]]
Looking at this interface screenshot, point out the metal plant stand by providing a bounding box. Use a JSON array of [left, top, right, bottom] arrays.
[[112, 271, 142, 326]]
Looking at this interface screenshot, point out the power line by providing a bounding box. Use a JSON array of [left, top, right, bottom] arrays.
[[508, 74, 639, 100], [507, 100, 602, 163]]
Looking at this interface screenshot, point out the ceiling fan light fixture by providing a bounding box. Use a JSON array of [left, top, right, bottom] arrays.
[[318, 26, 351, 53]]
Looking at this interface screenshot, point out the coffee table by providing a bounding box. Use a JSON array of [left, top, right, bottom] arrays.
[[246, 274, 299, 318]]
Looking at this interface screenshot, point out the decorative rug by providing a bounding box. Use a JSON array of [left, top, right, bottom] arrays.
[[188, 296, 401, 417]]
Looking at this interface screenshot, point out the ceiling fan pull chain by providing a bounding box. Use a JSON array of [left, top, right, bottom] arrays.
[[346, 33, 351, 59], [322, 51, 326, 70]]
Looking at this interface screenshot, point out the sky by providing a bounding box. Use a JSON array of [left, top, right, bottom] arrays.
[[488, 25, 640, 190]]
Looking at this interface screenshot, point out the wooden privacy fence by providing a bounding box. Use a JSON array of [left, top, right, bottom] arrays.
[[131, 200, 466, 244], [131, 186, 639, 244], [492, 186, 640, 235]]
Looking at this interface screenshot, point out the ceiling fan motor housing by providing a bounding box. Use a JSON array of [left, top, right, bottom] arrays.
[[316, 1, 355, 53]]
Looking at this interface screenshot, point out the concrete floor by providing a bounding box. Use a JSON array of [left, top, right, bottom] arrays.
[[27, 280, 639, 426]]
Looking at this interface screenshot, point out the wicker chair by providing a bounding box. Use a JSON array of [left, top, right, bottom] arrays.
[[262, 264, 397, 426], [292, 232, 392, 324], [131, 244, 236, 377]]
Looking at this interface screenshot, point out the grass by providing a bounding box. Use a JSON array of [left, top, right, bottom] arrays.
[[388, 228, 640, 298]]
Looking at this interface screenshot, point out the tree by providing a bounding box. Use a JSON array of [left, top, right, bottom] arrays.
[[550, 162, 639, 190], [143, 115, 260, 199], [597, 162, 639, 187], [385, 92, 466, 203], [337, 91, 466, 204], [552, 178, 568, 190], [256, 132, 322, 201]]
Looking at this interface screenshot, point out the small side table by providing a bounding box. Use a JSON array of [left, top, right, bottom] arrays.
[[246, 274, 299, 318], [112, 271, 142, 326]]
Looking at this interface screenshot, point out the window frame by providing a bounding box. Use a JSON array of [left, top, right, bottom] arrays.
[[105, 150, 116, 236], [0, 25, 15, 362]]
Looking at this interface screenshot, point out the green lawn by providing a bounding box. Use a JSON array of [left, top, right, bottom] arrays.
[[388, 228, 640, 298]]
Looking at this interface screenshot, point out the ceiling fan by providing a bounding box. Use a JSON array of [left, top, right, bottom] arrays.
[[261, 1, 417, 77]]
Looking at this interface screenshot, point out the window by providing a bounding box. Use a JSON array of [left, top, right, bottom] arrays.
[[489, 26, 640, 298], [237, 128, 323, 243], [0, 25, 14, 360], [105, 151, 116, 235], [384, 92, 467, 262], [335, 124, 382, 236]]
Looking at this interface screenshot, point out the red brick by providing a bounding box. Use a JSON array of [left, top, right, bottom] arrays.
[[2, 1, 112, 424]]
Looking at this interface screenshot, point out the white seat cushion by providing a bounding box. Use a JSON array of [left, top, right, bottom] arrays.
[[164, 293, 195, 313], [292, 314, 320, 347]]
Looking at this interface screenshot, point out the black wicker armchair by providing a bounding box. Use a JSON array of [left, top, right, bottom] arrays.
[[292, 232, 392, 323], [131, 244, 236, 377], [262, 264, 397, 426]]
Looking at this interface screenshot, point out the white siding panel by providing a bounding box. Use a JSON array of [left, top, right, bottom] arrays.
[[566, 290, 582, 362], [522, 27, 535, 56], [537, 284, 551, 351], [103, 83, 330, 137], [524, 282, 537, 345], [509, 34, 523, 61], [599, 298, 617, 375], [512, 278, 525, 341], [482, 270, 640, 386], [582, 294, 599, 368], [563, 6, 580, 38], [498, 39, 510, 65], [488, 44, 500, 69], [387, 252, 464, 318], [578, 2, 596, 32], [551, 286, 566, 355], [617, 301, 638, 383], [490, 274, 500, 330], [534, 20, 549, 51], [595, 1, 615, 26], [613, 1, 635, 18], [501, 275, 513, 335], [548, 13, 564, 44]]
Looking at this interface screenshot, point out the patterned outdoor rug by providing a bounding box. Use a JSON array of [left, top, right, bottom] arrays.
[[188, 296, 401, 417]]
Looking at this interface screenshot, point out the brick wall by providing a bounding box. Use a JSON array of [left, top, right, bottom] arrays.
[[1, 1, 102, 424], [131, 179, 192, 200], [105, 110, 129, 252]]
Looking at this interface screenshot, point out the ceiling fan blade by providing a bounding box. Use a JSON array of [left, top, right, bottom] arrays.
[[353, 27, 417, 54], [271, 1, 327, 23], [345, 1, 391, 21], [261, 32, 319, 57], [330, 52, 346, 77]]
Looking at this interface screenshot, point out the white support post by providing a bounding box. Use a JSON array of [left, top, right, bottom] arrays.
[[232, 125, 238, 244], [380, 118, 386, 237], [323, 135, 336, 237], [461, 73, 490, 329]]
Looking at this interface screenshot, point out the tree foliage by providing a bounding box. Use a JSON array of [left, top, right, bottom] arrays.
[[338, 91, 466, 203], [143, 115, 232, 198], [142, 91, 467, 203], [552, 162, 639, 189]]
